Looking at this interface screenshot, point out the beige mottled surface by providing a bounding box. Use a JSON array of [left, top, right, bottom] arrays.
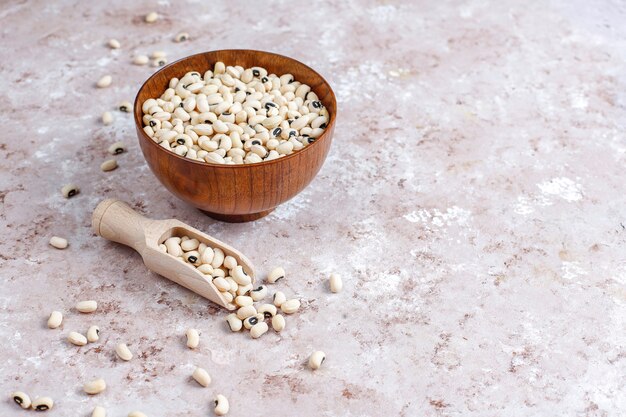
[[1, 0, 626, 416]]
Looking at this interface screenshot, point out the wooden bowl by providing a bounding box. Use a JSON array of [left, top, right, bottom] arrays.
[[134, 50, 337, 222]]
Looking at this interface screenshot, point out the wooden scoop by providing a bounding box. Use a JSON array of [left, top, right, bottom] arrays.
[[92, 199, 254, 310]]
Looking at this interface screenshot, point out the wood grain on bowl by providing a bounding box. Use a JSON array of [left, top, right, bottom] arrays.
[[134, 50, 337, 223]]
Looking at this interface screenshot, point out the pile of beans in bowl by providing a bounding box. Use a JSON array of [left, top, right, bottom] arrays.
[[141, 62, 329, 164]]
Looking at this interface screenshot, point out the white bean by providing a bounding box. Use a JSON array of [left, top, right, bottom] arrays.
[[250, 321, 269, 339], [214, 394, 229, 416], [273, 291, 286, 307], [92, 405, 106, 417], [87, 325, 100, 342], [186, 328, 199, 348], [31, 396, 54, 411], [47, 311, 63, 328], [226, 313, 242, 332], [231, 265, 251, 285], [49, 236, 68, 249], [329, 273, 342, 293], [308, 351, 326, 370], [145, 11, 159, 23], [68, 331, 87, 346], [108, 39, 120, 49], [267, 267, 285, 284], [116, 343, 133, 361], [257, 303, 277, 318], [174, 32, 189, 42], [76, 300, 98, 313], [11, 391, 31, 409], [84, 378, 106, 395], [108, 141, 126, 154], [61, 183, 79, 198], [250, 285, 267, 301], [101, 158, 118, 172], [97, 75, 112, 88], [271, 314, 285, 332], [211, 248, 225, 268], [236, 305, 256, 320], [128, 412, 147, 417], [192, 367, 211, 387], [133, 55, 149, 65], [280, 299, 300, 314], [102, 111, 113, 125]]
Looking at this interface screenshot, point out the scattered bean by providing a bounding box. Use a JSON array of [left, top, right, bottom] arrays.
[[11, 391, 31, 409], [61, 183, 79, 198], [101, 158, 118, 172], [234, 295, 253, 307], [97, 75, 112, 88], [186, 328, 200, 348], [108, 39, 120, 49], [101, 111, 114, 127], [145, 12, 159, 23], [236, 305, 256, 320], [92, 405, 106, 417], [267, 267, 285, 284], [273, 291, 286, 307], [115, 343, 133, 361], [49, 236, 68, 249], [243, 314, 260, 329], [280, 299, 301, 314], [250, 285, 267, 301], [214, 394, 229, 416], [329, 273, 342, 293], [152, 57, 167, 67], [192, 367, 211, 387], [84, 378, 106, 395], [250, 321, 269, 339], [174, 32, 189, 42], [31, 396, 54, 411], [76, 300, 98, 313], [308, 350, 326, 370], [271, 314, 285, 332], [68, 331, 87, 346], [133, 55, 149, 65], [257, 304, 277, 319], [118, 101, 132, 112], [47, 311, 63, 328], [108, 141, 126, 154], [226, 313, 242, 332], [87, 325, 100, 342], [128, 412, 147, 417]]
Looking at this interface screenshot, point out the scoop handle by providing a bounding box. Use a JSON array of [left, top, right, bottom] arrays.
[[92, 199, 151, 252]]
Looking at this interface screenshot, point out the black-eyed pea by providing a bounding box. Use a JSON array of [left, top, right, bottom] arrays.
[[236, 305, 256, 320], [31, 396, 54, 411], [212, 268, 226, 278], [273, 291, 286, 307], [276, 141, 294, 155], [281, 299, 300, 314], [128, 412, 147, 417], [184, 250, 201, 265], [271, 314, 285, 332], [108, 141, 126, 155], [329, 273, 342, 293], [87, 325, 100, 342], [234, 295, 253, 307], [68, 331, 87, 346], [97, 75, 112, 88], [115, 343, 133, 361], [49, 236, 68, 249], [152, 57, 167, 67], [101, 159, 118, 172], [257, 304, 277, 319], [92, 405, 106, 417], [231, 265, 251, 285], [221, 291, 234, 303], [102, 111, 114, 125], [214, 394, 229, 416], [308, 351, 326, 370], [250, 285, 267, 301], [200, 246, 215, 264], [186, 328, 200, 349], [213, 277, 230, 292], [197, 264, 213, 274], [47, 311, 63, 328], [225, 277, 238, 292], [192, 367, 211, 387], [145, 11, 159, 23], [164, 237, 182, 257], [250, 321, 269, 339], [108, 39, 121, 49], [61, 183, 79, 198], [226, 313, 242, 332], [133, 55, 149, 65], [267, 267, 285, 284], [11, 391, 31, 409], [236, 283, 252, 296], [243, 313, 263, 329], [84, 378, 106, 395], [222, 255, 237, 270], [174, 32, 189, 42]]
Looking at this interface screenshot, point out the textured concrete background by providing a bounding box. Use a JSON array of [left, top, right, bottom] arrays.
[[1, 0, 625, 416]]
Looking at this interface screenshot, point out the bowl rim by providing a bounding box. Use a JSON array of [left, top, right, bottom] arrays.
[[134, 49, 337, 169]]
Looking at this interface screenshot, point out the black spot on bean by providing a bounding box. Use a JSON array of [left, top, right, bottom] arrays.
[[252, 140, 261, 145], [307, 137, 315, 143], [252, 69, 260, 76], [272, 127, 282, 137], [188, 256, 198, 263], [261, 77, 268, 83]]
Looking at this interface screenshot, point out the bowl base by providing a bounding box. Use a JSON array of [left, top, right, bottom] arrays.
[[199, 208, 275, 223]]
